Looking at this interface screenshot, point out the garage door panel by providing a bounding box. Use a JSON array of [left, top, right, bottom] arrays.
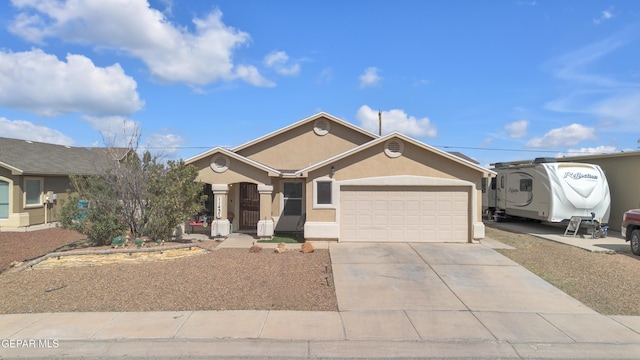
[[357, 214, 372, 226], [373, 214, 388, 226], [341, 186, 468, 243], [405, 214, 420, 226], [374, 200, 388, 211]]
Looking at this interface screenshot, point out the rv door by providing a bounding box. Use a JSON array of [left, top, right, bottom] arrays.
[[497, 173, 507, 211]]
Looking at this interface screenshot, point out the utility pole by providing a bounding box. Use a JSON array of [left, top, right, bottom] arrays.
[[378, 110, 382, 136]]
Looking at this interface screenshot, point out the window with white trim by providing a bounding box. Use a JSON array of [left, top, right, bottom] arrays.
[[25, 177, 43, 207], [283, 182, 303, 216], [313, 178, 335, 209], [317, 181, 332, 204]]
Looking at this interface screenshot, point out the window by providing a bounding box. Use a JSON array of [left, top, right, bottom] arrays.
[[25, 178, 42, 207], [317, 181, 332, 205], [283, 182, 302, 216], [0, 180, 8, 219], [520, 179, 533, 192], [500, 175, 505, 189]]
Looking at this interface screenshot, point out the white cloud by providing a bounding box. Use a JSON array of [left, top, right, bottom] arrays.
[[505, 120, 529, 139], [144, 133, 186, 158], [556, 145, 617, 158], [356, 105, 436, 138], [526, 123, 595, 148], [359, 67, 382, 88], [263, 51, 300, 76], [594, 8, 614, 24], [0, 49, 143, 116], [9, 0, 272, 87], [83, 115, 141, 148], [0, 117, 74, 145]]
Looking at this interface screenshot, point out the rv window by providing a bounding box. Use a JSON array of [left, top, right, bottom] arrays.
[[500, 176, 505, 189], [482, 178, 487, 193], [520, 179, 532, 192], [490, 178, 496, 190]]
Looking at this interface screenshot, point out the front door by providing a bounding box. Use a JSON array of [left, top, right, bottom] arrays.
[[239, 182, 259, 230]]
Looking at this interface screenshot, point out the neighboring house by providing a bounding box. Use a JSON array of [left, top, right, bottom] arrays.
[[558, 151, 640, 230], [0, 137, 127, 228], [186, 113, 494, 243]]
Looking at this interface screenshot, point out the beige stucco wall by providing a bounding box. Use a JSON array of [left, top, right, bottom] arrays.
[[560, 154, 640, 230], [236, 118, 374, 170], [192, 156, 271, 186], [306, 141, 484, 224]]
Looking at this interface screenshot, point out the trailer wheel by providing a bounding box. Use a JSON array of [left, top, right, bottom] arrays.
[[631, 230, 640, 256]]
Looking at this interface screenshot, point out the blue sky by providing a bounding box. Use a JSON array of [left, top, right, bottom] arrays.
[[1, 1, 639, 167]]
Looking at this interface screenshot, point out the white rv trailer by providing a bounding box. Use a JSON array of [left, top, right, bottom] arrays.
[[482, 159, 611, 223]]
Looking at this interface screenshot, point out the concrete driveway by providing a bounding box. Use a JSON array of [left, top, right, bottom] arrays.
[[331, 242, 593, 313], [329, 242, 640, 344]]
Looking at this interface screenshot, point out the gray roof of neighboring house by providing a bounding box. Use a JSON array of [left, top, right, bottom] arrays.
[[0, 137, 130, 176], [447, 151, 479, 165]]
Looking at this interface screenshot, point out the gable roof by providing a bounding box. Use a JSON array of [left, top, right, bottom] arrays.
[[0, 137, 129, 176], [231, 112, 378, 153], [188, 147, 282, 176], [296, 132, 495, 177]]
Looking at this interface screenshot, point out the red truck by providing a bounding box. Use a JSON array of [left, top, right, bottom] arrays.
[[621, 209, 640, 256]]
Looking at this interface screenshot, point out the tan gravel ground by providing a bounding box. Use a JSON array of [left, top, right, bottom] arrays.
[[2, 226, 639, 315], [486, 225, 640, 316], [0, 227, 85, 271], [0, 246, 336, 314]]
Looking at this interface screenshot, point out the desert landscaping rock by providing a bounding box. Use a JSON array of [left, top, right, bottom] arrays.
[[1, 226, 640, 316], [0, 229, 337, 314], [31, 247, 209, 270]]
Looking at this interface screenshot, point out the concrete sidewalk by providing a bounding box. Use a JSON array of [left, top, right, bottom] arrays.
[[2, 238, 640, 359], [2, 309, 640, 359], [487, 220, 629, 253]]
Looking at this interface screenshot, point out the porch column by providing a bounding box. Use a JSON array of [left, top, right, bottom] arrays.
[[210, 184, 230, 238], [257, 184, 274, 239]]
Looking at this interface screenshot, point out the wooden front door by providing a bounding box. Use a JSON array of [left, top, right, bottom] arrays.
[[239, 183, 259, 230]]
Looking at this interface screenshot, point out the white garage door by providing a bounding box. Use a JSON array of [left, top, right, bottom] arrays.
[[341, 186, 469, 242]]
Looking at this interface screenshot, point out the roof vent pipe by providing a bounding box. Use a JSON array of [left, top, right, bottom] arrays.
[[378, 110, 382, 136]]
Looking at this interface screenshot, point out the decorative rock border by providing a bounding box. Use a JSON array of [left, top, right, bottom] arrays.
[[11, 243, 215, 272]]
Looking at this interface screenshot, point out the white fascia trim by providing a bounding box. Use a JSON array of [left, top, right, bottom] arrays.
[[185, 146, 228, 164], [389, 132, 496, 175], [188, 147, 281, 176], [232, 112, 378, 153]]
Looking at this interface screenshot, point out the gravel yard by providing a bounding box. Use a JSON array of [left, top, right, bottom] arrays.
[[0, 228, 336, 314], [486, 225, 640, 316], [1, 226, 639, 316]]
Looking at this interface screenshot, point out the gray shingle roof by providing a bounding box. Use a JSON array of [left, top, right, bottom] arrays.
[[0, 137, 129, 176]]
